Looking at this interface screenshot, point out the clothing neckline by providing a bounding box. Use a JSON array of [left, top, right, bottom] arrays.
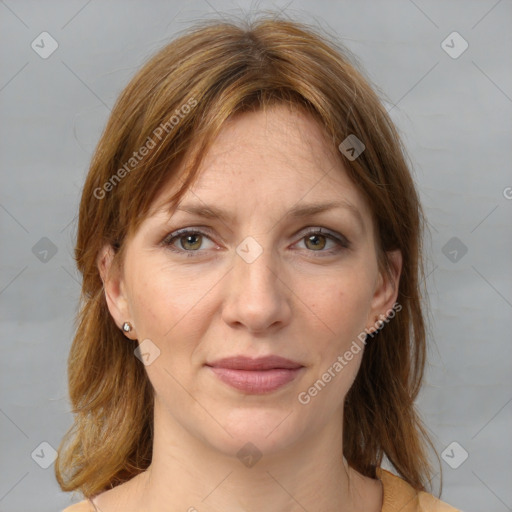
[[85, 467, 413, 512]]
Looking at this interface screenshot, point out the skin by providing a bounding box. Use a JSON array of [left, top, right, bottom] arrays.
[[96, 104, 402, 512]]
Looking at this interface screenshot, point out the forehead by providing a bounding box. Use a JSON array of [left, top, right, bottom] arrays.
[[150, 105, 372, 231], [197, 105, 341, 186]]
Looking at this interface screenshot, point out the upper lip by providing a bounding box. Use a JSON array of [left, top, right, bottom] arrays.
[[206, 355, 303, 370]]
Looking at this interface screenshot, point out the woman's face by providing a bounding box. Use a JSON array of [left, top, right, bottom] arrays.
[[100, 104, 401, 458]]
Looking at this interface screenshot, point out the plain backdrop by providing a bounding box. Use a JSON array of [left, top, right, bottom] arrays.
[[1, 1, 511, 511]]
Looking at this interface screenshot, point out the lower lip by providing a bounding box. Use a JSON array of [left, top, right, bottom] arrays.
[[208, 367, 303, 393]]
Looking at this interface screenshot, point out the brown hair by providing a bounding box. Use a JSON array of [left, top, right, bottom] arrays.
[[55, 13, 440, 499]]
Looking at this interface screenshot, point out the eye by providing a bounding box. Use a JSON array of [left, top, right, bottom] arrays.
[[161, 227, 350, 257], [162, 228, 217, 255], [295, 228, 350, 255]]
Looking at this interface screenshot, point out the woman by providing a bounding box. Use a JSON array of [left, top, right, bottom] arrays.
[[56, 14, 460, 512]]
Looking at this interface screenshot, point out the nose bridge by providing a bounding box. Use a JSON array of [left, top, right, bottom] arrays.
[[222, 234, 290, 332], [233, 234, 280, 300]]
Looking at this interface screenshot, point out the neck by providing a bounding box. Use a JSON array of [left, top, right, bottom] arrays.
[[122, 401, 377, 512]]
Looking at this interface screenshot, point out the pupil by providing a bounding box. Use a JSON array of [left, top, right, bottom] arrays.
[[307, 235, 325, 250], [183, 234, 201, 250]]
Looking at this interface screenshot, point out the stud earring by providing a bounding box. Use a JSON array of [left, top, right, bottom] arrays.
[[122, 322, 133, 333]]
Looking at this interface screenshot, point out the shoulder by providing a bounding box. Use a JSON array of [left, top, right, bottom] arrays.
[[376, 468, 460, 512], [61, 499, 95, 512]]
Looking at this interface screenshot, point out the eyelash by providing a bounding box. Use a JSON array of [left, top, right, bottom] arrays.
[[161, 227, 350, 258]]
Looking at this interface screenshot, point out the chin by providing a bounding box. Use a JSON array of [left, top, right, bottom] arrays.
[[199, 400, 309, 460]]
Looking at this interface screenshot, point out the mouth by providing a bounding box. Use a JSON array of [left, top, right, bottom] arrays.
[[205, 355, 305, 394]]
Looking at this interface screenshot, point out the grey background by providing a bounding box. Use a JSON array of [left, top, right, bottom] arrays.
[[1, 1, 511, 511]]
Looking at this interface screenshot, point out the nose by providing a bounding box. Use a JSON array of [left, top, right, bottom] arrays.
[[221, 240, 292, 335]]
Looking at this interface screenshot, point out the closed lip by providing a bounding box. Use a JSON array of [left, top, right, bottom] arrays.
[[205, 355, 303, 370]]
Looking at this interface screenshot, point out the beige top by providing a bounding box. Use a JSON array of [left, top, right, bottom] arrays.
[[61, 468, 460, 511]]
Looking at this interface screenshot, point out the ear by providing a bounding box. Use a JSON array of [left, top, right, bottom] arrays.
[[97, 244, 136, 339], [366, 249, 402, 331]]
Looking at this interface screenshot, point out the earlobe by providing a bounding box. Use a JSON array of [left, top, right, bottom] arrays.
[[97, 244, 134, 337]]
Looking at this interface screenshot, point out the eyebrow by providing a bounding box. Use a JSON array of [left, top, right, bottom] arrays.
[[172, 200, 365, 232]]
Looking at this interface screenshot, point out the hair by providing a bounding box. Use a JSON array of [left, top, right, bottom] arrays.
[[55, 12, 440, 500]]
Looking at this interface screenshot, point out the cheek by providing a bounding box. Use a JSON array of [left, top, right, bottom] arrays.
[[127, 263, 211, 394], [295, 270, 374, 413], [297, 264, 376, 347], [129, 262, 213, 339]]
